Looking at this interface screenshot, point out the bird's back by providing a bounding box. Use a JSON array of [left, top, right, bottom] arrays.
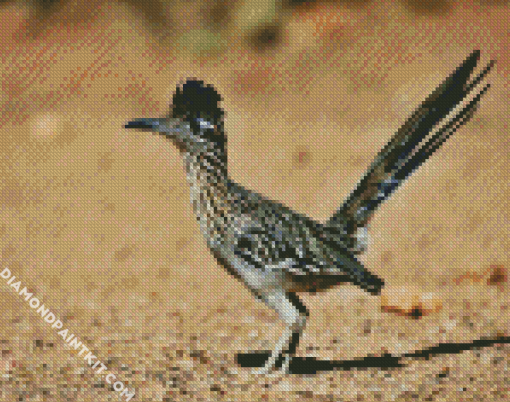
[[205, 178, 384, 295]]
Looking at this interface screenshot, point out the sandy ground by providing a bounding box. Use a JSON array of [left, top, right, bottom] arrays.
[[0, 0, 509, 400]]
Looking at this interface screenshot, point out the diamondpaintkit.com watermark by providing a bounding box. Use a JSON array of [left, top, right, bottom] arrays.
[[1, 267, 135, 401]]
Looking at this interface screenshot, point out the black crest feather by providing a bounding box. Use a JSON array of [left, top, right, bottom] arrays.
[[171, 79, 224, 127]]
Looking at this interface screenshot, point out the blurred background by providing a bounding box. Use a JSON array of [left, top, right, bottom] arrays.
[[0, 0, 509, 400]]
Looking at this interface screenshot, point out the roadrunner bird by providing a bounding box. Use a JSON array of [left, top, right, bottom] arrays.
[[125, 50, 494, 374]]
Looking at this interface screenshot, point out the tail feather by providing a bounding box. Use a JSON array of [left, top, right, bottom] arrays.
[[325, 50, 494, 254]]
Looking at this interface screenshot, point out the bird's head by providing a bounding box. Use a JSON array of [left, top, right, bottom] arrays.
[[125, 79, 226, 155]]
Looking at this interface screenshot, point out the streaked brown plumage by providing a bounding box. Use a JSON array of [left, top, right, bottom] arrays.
[[125, 51, 494, 374]]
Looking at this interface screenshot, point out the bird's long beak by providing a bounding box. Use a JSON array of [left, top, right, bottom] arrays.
[[124, 118, 171, 132]]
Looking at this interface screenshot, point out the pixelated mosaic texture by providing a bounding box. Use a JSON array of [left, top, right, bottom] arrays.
[[0, 0, 509, 400]]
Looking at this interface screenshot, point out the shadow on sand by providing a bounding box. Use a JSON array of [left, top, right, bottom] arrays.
[[236, 335, 510, 374]]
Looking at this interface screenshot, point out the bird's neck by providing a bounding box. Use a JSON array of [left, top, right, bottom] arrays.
[[183, 147, 229, 184], [182, 148, 232, 215]]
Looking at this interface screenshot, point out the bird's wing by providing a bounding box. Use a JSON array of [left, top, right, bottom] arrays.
[[230, 193, 383, 294], [231, 204, 325, 275], [325, 50, 494, 254]]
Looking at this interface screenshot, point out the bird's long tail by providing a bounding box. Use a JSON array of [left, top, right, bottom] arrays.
[[325, 50, 494, 254]]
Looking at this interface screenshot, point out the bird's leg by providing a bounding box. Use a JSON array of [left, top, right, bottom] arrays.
[[252, 291, 308, 375]]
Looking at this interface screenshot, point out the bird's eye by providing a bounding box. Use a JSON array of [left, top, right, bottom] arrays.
[[196, 118, 215, 130]]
